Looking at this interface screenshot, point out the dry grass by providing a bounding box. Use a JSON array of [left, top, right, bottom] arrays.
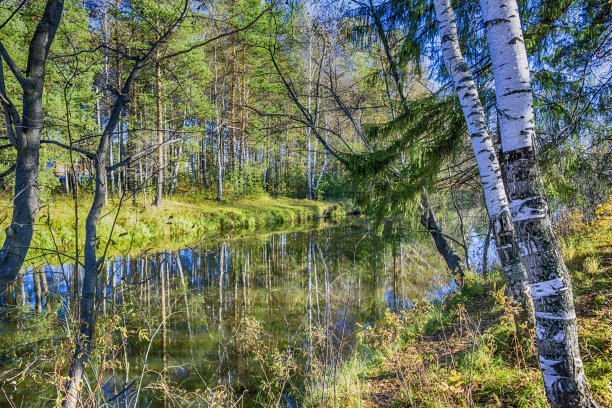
[[322, 202, 612, 408]]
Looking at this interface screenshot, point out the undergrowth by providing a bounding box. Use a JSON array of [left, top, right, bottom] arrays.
[[297, 198, 612, 407]]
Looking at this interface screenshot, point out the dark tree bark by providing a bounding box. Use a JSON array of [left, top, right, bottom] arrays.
[[0, 0, 64, 296], [64, 3, 192, 406], [420, 191, 464, 278]]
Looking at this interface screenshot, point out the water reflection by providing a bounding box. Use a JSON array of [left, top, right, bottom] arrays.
[[3, 221, 465, 406]]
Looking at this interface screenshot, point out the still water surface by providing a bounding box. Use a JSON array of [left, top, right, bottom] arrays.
[[4, 219, 494, 406]]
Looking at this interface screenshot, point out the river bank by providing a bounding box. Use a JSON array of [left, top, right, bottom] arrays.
[[2, 199, 609, 407], [0, 196, 349, 262], [312, 202, 612, 407]]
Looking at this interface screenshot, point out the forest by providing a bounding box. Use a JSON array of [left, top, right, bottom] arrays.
[[0, 0, 610, 407]]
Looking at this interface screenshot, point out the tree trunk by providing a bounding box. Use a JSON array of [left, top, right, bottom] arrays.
[[154, 53, 164, 207], [0, 0, 64, 295], [230, 44, 237, 173], [433, 0, 534, 336], [420, 191, 464, 278], [480, 0, 598, 405], [217, 123, 223, 201], [127, 99, 137, 199], [117, 118, 123, 197], [168, 144, 182, 196], [201, 135, 208, 188], [239, 44, 247, 173], [306, 40, 314, 200], [314, 117, 329, 199], [64, 112, 113, 408]]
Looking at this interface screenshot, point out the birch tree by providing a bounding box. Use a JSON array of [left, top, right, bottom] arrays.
[[480, 0, 599, 405], [432, 0, 534, 335]]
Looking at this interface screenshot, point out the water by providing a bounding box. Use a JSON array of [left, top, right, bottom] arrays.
[[1, 219, 480, 406]]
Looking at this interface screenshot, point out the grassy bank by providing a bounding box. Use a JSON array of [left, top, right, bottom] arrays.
[[0, 195, 348, 263], [300, 201, 612, 407]]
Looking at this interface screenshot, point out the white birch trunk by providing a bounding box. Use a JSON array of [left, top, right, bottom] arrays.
[[433, 0, 534, 334], [479, 0, 598, 406]]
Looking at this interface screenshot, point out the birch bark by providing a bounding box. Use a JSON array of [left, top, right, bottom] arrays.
[[480, 0, 598, 405], [433, 0, 534, 334]]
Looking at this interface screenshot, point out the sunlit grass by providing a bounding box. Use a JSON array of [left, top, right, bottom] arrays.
[[0, 194, 348, 263]]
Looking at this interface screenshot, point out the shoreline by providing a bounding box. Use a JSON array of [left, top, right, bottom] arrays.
[[0, 196, 350, 265]]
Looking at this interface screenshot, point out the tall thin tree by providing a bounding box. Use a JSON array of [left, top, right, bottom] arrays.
[[432, 0, 534, 336], [480, 0, 599, 405]]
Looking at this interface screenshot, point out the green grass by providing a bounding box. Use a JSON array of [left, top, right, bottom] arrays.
[[0, 195, 349, 264], [305, 223, 612, 407]]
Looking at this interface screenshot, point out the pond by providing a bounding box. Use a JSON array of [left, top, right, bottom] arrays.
[[1, 219, 493, 406]]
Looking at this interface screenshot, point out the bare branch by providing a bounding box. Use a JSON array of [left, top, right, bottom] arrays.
[[269, 47, 349, 166], [159, 1, 280, 63], [0, 40, 29, 90], [50, 43, 140, 61], [0, 58, 20, 147], [0, 164, 16, 179], [0, 0, 27, 31], [108, 137, 183, 172], [41, 140, 95, 160]]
